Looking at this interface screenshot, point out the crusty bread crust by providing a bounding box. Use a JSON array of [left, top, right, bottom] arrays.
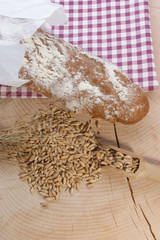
[[19, 30, 149, 124]]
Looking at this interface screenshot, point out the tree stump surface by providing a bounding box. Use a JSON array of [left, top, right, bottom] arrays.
[[0, 1, 160, 239]]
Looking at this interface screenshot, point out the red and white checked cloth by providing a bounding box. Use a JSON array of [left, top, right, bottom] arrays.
[[0, 0, 158, 98]]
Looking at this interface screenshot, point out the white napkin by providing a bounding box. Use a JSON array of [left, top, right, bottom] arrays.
[[0, 0, 67, 87]]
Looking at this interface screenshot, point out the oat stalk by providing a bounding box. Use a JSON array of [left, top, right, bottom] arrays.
[[0, 132, 25, 147]]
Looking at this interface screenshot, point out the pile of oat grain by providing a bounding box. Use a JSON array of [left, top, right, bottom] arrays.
[[0, 105, 140, 203]]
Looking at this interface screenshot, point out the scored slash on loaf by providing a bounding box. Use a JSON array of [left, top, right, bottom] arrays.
[[19, 29, 149, 124]]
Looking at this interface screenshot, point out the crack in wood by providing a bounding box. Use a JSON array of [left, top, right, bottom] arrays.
[[108, 175, 113, 193], [139, 205, 157, 240], [114, 124, 137, 207], [126, 177, 136, 205], [144, 196, 154, 215], [133, 206, 150, 239], [108, 193, 118, 228], [114, 124, 136, 206], [130, 214, 140, 234], [144, 232, 150, 240], [134, 205, 141, 220], [113, 124, 120, 148], [113, 123, 157, 239]]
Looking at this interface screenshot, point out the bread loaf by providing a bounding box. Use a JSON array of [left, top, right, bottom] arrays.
[[19, 29, 149, 124]]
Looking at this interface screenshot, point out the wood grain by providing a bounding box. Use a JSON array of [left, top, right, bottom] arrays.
[[0, 98, 160, 240], [1, 1, 160, 239]]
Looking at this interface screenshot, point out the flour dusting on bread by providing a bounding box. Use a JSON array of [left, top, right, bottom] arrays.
[[19, 30, 149, 124]]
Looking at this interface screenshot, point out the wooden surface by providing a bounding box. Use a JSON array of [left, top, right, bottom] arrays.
[[1, 1, 160, 239]]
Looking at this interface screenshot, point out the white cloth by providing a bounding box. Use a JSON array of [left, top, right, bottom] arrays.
[[0, 0, 67, 87]]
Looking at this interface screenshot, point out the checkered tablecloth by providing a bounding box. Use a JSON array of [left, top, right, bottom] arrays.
[[0, 0, 158, 98]]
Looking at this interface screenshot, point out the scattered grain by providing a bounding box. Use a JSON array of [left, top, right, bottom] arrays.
[[40, 203, 48, 208], [0, 105, 140, 203]]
